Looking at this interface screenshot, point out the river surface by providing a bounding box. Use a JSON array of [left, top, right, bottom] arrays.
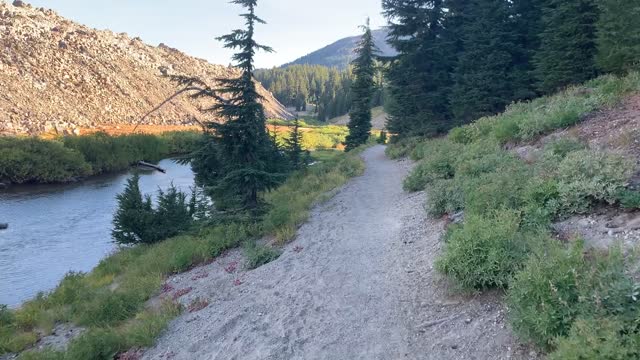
[[0, 160, 194, 307]]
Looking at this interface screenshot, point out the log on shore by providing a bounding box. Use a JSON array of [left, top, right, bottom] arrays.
[[137, 161, 166, 173]]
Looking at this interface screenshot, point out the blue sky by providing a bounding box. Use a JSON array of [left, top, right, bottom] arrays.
[[26, 0, 386, 68]]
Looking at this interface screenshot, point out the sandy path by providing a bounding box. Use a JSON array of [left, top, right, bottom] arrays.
[[143, 145, 535, 360]]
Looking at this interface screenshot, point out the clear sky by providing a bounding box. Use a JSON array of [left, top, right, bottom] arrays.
[[25, 0, 386, 68]]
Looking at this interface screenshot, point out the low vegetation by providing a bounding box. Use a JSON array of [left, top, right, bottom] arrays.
[[0, 131, 203, 185], [112, 174, 205, 245], [389, 72, 640, 357], [0, 148, 366, 359]]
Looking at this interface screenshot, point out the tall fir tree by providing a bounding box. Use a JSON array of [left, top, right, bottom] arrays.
[[534, 0, 599, 93], [596, 0, 640, 74], [172, 0, 284, 210], [383, 0, 452, 137], [449, 0, 532, 122], [511, 0, 545, 99], [284, 117, 306, 169], [345, 19, 378, 151]]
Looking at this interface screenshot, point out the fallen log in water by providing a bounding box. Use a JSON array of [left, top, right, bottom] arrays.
[[137, 161, 166, 173]]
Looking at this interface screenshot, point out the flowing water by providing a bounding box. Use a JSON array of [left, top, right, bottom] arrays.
[[0, 160, 194, 307]]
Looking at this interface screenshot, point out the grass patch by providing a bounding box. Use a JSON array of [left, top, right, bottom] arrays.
[[244, 243, 281, 270]]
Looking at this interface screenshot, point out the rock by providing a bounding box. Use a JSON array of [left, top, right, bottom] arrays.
[[450, 211, 465, 224], [0, 223, 8, 230], [12, 0, 26, 7]]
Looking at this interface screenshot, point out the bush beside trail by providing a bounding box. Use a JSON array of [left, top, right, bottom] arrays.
[[389, 72, 640, 358]]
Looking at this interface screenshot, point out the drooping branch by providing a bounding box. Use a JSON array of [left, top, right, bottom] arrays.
[[133, 75, 231, 133]]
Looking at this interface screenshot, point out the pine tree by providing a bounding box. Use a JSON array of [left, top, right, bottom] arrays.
[[511, 0, 545, 99], [172, 0, 284, 211], [534, 0, 599, 93], [284, 117, 306, 169], [383, 0, 452, 137], [596, 0, 640, 74], [112, 174, 154, 245], [449, 0, 532, 122], [345, 19, 378, 151], [112, 175, 197, 245]]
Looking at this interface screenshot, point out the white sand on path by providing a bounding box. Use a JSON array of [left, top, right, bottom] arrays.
[[142, 145, 537, 360]]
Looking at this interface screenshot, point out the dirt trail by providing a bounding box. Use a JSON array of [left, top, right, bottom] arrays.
[[143, 146, 534, 360]]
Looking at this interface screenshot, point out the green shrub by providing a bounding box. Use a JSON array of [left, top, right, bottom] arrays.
[[403, 139, 461, 192], [507, 241, 637, 348], [425, 178, 464, 217], [0, 137, 91, 184], [73, 292, 141, 327], [462, 160, 532, 215], [244, 243, 281, 269], [161, 131, 203, 155], [0, 330, 38, 354], [556, 150, 635, 214], [448, 127, 474, 144], [543, 138, 587, 158], [64, 328, 123, 360], [453, 139, 503, 178], [507, 241, 587, 347], [550, 317, 640, 360], [0, 306, 13, 327], [385, 137, 421, 159], [436, 210, 535, 289], [616, 188, 640, 209], [112, 175, 197, 245]]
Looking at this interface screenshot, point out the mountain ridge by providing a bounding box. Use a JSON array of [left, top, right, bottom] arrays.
[[281, 28, 396, 70]]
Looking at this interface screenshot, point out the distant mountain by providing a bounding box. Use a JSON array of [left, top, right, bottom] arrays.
[[282, 28, 397, 70]]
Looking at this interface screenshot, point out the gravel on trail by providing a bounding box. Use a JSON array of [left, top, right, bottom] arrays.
[[142, 145, 538, 360]]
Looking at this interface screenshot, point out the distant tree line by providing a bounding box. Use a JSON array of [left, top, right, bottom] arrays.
[[383, 0, 640, 138], [255, 64, 385, 121]]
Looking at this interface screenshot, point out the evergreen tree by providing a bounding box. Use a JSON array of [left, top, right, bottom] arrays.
[[173, 0, 284, 211], [534, 0, 599, 93], [450, 0, 532, 122], [383, 0, 452, 137], [283, 117, 306, 169], [596, 0, 640, 74], [345, 19, 378, 151], [254, 64, 358, 122], [112, 175, 196, 245], [112, 174, 154, 245], [511, 0, 545, 99]]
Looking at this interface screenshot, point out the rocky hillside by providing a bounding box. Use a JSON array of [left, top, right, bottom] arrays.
[[0, 1, 291, 136]]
